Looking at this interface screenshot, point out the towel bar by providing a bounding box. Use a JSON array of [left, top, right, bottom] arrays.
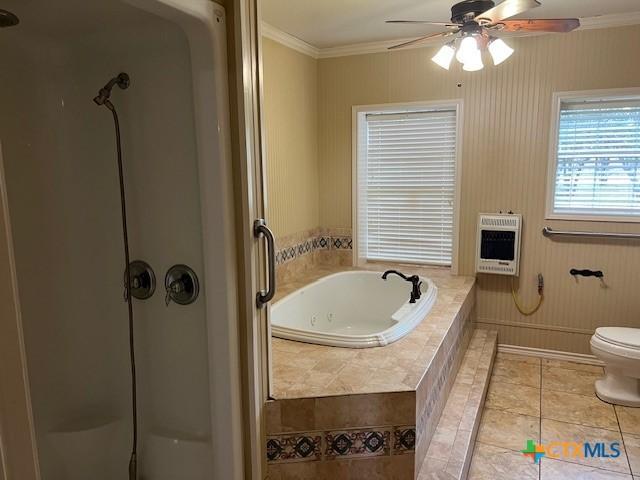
[[542, 227, 640, 240]]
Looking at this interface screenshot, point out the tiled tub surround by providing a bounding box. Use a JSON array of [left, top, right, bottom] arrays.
[[267, 264, 477, 479], [272, 264, 475, 398], [274, 228, 353, 285], [418, 330, 497, 480]]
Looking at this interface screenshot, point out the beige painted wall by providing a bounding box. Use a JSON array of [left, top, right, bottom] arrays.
[[317, 26, 640, 353], [262, 37, 320, 238]]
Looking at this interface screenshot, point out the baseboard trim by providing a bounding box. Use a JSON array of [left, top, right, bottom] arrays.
[[498, 344, 604, 366]]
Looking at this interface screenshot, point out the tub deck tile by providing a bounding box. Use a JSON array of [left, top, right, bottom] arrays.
[[271, 264, 475, 400]]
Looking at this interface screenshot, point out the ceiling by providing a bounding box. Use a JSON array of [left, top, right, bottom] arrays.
[[262, 0, 640, 49]]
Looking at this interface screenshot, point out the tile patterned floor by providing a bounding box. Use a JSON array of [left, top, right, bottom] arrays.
[[468, 353, 640, 480]]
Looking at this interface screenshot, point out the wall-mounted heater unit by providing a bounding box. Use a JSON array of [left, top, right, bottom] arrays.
[[476, 213, 522, 276]]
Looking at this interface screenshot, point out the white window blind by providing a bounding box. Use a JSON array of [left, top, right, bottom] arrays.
[[357, 109, 457, 265], [552, 97, 640, 218]]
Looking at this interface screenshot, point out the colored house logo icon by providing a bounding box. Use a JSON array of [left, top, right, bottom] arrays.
[[522, 440, 546, 464]]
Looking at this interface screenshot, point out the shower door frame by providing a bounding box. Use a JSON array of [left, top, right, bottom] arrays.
[[230, 0, 272, 477]]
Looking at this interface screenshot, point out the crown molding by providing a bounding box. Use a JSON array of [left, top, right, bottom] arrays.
[[317, 37, 432, 59], [261, 22, 320, 59], [262, 12, 640, 60]]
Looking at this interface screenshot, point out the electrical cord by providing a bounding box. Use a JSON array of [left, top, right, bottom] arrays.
[[511, 274, 544, 316]]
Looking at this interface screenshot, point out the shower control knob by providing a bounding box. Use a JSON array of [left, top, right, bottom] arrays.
[[164, 265, 199, 306], [125, 260, 156, 301]]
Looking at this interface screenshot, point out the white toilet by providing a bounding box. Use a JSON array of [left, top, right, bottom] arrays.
[[590, 327, 640, 407]]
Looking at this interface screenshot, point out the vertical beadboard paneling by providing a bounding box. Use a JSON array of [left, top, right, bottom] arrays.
[[318, 53, 390, 229], [316, 26, 640, 354], [263, 38, 320, 237]]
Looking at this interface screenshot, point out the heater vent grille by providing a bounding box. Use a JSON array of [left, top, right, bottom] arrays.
[[476, 213, 522, 276], [480, 216, 519, 228]]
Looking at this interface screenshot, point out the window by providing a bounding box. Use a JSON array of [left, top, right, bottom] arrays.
[[354, 102, 461, 268], [547, 90, 640, 222]]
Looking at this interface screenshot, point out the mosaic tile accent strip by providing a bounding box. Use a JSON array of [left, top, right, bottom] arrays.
[[266, 425, 413, 464], [393, 427, 417, 455], [325, 429, 391, 460], [275, 234, 352, 266], [331, 236, 353, 250], [266, 433, 322, 464]]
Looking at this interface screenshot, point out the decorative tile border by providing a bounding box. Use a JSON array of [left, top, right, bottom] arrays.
[[275, 234, 352, 266], [325, 429, 390, 460], [330, 236, 353, 250], [266, 433, 322, 464], [266, 425, 413, 464], [393, 427, 417, 455]]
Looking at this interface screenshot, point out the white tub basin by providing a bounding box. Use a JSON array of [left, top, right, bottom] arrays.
[[271, 270, 437, 348]]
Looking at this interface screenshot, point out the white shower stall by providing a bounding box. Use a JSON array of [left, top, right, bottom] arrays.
[[0, 0, 242, 478]]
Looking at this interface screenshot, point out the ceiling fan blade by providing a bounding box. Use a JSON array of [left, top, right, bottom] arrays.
[[497, 18, 580, 33], [386, 20, 462, 27], [388, 31, 455, 50], [476, 0, 541, 24]]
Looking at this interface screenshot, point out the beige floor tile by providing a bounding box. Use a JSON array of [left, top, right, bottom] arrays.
[[540, 458, 633, 479], [541, 419, 630, 474], [417, 457, 454, 480], [542, 366, 602, 396], [437, 384, 472, 430], [542, 390, 618, 431], [456, 364, 478, 385], [624, 433, 640, 476], [496, 352, 541, 365], [467, 442, 538, 480], [449, 428, 474, 466], [485, 380, 541, 417], [616, 406, 640, 435], [444, 459, 466, 480], [542, 359, 605, 374], [426, 427, 458, 461], [476, 408, 540, 452], [492, 358, 541, 388]]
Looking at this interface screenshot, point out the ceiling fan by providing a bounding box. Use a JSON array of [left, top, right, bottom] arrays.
[[386, 0, 580, 71]]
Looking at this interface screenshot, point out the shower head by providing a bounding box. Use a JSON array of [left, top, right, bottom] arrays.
[[0, 9, 19, 27], [93, 73, 130, 106]]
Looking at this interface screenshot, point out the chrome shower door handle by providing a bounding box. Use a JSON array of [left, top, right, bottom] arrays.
[[254, 219, 276, 308]]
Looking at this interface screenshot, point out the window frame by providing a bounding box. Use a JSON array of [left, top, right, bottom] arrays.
[[352, 100, 463, 273], [546, 88, 640, 223]]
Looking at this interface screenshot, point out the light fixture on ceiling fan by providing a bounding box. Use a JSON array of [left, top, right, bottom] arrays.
[[386, 0, 580, 71]]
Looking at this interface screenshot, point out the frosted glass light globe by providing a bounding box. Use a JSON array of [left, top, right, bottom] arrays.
[[456, 36, 479, 64]]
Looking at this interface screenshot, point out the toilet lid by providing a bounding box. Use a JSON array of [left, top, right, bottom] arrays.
[[595, 327, 640, 349]]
